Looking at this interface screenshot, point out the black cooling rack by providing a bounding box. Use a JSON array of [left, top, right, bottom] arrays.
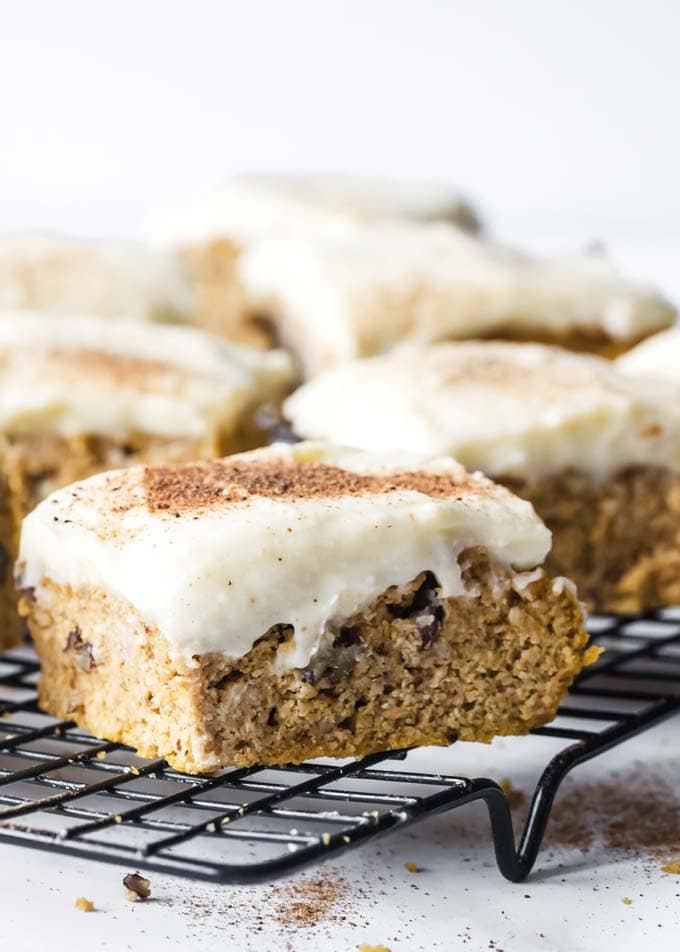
[[0, 609, 679, 884]]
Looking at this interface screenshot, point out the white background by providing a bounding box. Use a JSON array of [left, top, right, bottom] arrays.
[[1, 0, 679, 242], [1, 4, 680, 950]]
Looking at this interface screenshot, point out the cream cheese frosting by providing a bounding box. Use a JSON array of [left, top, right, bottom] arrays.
[[17, 442, 551, 668], [0, 236, 194, 323], [616, 326, 680, 382], [239, 222, 674, 376], [284, 342, 680, 480], [148, 174, 479, 247], [0, 312, 294, 440]]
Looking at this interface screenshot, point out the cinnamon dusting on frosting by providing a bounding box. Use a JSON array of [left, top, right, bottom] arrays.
[[285, 341, 680, 479], [143, 458, 488, 514], [0, 312, 294, 440], [4, 346, 202, 393]]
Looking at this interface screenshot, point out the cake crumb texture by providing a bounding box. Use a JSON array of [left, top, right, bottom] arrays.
[[0, 459, 21, 650], [506, 465, 680, 611], [24, 547, 593, 773]]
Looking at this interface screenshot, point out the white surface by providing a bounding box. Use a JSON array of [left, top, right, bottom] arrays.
[[1, 717, 679, 952]]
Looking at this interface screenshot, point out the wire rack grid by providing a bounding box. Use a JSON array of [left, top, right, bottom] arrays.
[[0, 608, 679, 883]]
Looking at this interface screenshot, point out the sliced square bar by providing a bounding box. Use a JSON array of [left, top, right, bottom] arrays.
[[18, 443, 594, 773], [285, 342, 680, 612], [0, 313, 293, 647], [149, 174, 480, 349], [239, 223, 674, 376], [0, 236, 195, 324]]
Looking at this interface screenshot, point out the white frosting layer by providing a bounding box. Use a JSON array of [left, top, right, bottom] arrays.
[[18, 442, 552, 668], [240, 223, 674, 376], [0, 236, 194, 323], [148, 174, 478, 246], [284, 342, 680, 480], [617, 326, 680, 382], [0, 313, 293, 439]]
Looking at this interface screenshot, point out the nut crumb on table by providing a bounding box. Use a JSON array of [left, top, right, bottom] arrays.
[[622, 897, 632, 905], [358, 945, 392, 952], [74, 897, 95, 912], [404, 862, 419, 873], [661, 860, 680, 874], [123, 872, 151, 902]]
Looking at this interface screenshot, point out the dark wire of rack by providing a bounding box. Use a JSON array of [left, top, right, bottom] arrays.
[[0, 609, 678, 884]]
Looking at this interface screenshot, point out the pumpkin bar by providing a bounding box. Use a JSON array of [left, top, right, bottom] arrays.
[[148, 174, 480, 348], [0, 235, 195, 324], [17, 442, 594, 773], [285, 342, 680, 611], [0, 313, 293, 648], [240, 223, 674, 376], [0, 465, 18, 650]]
